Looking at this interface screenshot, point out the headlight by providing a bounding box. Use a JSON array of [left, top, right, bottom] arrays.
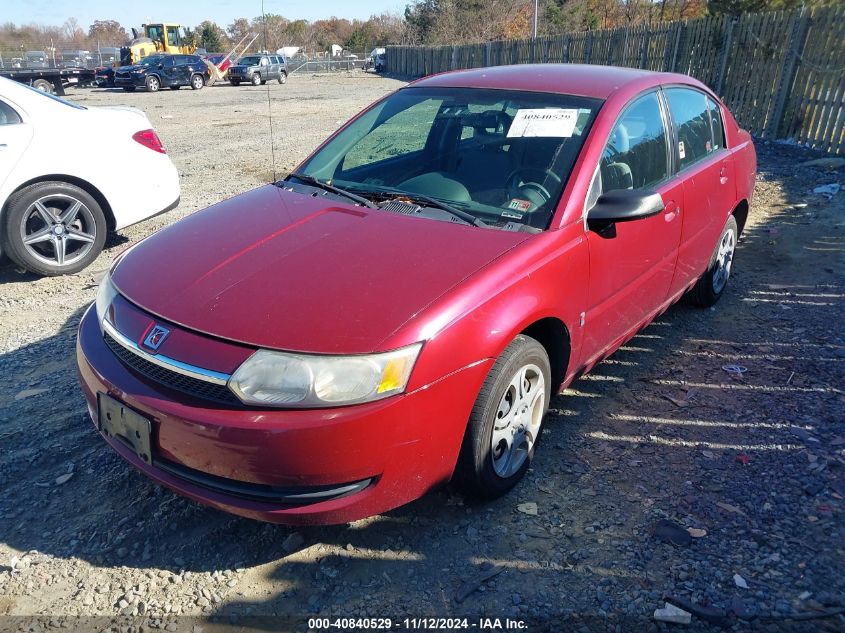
[[228, 343, 422, 407], [94, 274, 117, 325]]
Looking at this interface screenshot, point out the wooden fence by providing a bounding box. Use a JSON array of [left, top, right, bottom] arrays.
[[387, 5, 845, 154]]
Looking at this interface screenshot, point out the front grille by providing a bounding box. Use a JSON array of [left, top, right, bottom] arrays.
[[104, 331, 241, 406]]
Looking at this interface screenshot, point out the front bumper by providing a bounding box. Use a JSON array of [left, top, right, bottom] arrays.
[[114, 75, 146, 87], [76, 305, 491, 525]]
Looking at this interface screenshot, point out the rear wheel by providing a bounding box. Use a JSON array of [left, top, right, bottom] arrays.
[[454, 335, 551, 499], [190, 74, 204, 90], [687, 215, 739, 307], [230, 79, 241, 86], [251, 73, 261, 86], [145, 75, 160, 92], [1, 182, 107, 276], [32, 79, 54, 93]]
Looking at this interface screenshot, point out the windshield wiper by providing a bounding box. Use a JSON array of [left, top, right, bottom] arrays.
[[285, 173, 377, 209], [378, 189, 485, 227]]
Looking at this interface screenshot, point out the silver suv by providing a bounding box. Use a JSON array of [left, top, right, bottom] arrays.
[[228, 54, 287, 86]]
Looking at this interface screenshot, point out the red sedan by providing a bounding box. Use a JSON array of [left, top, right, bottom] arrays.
[[77, 64, 756, 525]]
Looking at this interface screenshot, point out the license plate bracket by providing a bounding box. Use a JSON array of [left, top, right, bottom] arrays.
[[97, 393, 153, 464]]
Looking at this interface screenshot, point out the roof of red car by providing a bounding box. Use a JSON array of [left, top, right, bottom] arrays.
[[411, 64, 692, 100]]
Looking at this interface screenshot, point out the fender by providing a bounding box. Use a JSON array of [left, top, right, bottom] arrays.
[[385, 222, 590, 392]]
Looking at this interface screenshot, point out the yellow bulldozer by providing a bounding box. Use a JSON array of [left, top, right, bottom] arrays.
[[119, 23, 196, 66]]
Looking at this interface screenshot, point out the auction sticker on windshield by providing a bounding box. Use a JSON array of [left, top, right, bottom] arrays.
[[507, 108, 578, 138]]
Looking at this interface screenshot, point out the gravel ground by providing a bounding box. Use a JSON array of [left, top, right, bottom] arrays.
[[0, 73, 843, 632]]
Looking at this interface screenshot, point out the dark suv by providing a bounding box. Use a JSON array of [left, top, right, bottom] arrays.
[[228, 55, 287, 86], [115, 54, 211, 93]]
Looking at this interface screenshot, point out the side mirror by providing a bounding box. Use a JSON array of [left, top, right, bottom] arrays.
[[587, 189, 665, 231], [157, 63, 164, 69]]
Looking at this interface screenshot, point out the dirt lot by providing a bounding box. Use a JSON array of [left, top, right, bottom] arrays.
[[0, 73, 843, 632]]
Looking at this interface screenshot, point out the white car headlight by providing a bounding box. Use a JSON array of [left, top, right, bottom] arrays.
[[95, 273, 118, 326], [228, 343, 423, 407]]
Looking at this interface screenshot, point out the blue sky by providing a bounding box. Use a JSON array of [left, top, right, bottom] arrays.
[[8, 0, 408, 27]]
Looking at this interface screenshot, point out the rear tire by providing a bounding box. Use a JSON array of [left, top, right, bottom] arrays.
[[230, 79, 240, 86], [454, 335, 551, 500], [190, 74, 204, 90], [687, 215, 739, 308], [145, 75, 160, 92], [251, 73, 261, 86], [0, 181, 107, 276], [32, 79, 53, 93]]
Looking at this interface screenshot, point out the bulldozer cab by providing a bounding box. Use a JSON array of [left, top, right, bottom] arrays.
[[143, 24, 191, 54]]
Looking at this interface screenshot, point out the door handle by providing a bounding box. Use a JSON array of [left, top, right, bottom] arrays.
[[663, 201, 680, 222], [719, 167, 729, 185]]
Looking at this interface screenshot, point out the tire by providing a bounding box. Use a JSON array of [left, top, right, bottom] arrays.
[[0, 181, 107, 276], [145, 75, 160, 92], [32, 79, 54, 93], [278, 72, 287, 84], [251, 73, 261, 86], [454, 335, 551, 499], [190, 74, 204, 90], [230, 79, 241, 86], [122, 86, 136, 92], [687, 215, 739, 308]]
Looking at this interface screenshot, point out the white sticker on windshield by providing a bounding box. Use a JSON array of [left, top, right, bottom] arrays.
[[507, 108, 578, 138]]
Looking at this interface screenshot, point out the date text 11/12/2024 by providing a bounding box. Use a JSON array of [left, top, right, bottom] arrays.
[[308, 617, 529, 630]]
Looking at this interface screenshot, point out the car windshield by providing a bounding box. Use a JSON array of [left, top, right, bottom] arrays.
[[298, 87, 601, 230], [138, 56, 166, 66], [238, 56, 261, 65]]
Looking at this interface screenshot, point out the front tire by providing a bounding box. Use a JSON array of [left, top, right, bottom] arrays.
[[0, 182, 107, 276], [278, 72, 287, 84], [687, 215, 739, 308], [190, 74, 204, 90], [251, 73, 261, 86], [145, 75, 160, 92], [454, 335, 551, 499]]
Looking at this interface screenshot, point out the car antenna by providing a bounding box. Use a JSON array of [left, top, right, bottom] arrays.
[[261, 0, 278, 182]]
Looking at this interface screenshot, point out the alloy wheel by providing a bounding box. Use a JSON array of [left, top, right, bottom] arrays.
[[19, 195, 97, 268]]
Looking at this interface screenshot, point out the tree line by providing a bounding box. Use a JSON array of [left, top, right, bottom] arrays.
[[1, 0, 838, 55]]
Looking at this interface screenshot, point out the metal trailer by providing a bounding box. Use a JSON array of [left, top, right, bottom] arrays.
[[0, 67, 96, 96]]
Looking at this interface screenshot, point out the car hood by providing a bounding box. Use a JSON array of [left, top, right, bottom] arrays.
[[112, 185, 529, 354]]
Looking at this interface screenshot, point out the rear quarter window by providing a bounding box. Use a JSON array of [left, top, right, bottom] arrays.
[[665, 87, 713, 169]]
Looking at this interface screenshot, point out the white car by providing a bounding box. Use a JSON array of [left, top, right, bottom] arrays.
[[0, 77, 180, 275]]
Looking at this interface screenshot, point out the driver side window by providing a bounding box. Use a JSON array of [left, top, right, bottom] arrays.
[[600, 92, 668, 193]]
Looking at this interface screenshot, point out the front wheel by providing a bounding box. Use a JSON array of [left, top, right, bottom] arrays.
[[190, 74, 204, 90], [250, 73, 261, 86], [687, 215, 739, 307], [278, 72, 287, 84], [0, 181, 107, 276], [454, 335, 551, 499], [145, 75, 160, 92]]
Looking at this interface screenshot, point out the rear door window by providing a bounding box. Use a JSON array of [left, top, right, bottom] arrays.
[[600, 91, 669, 192], [664, 87, 713, 170], [707, 96, 726, 150]]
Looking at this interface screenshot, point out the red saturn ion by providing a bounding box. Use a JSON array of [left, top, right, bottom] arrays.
[[77, 65, 756, 525]]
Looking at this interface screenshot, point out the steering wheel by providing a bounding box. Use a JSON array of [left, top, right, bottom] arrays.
[[505, 168, 562, 209]]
